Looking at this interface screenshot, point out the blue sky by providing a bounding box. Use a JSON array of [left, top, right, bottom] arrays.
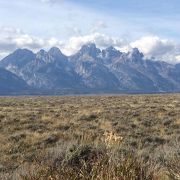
[[0, 0, 180, 63]]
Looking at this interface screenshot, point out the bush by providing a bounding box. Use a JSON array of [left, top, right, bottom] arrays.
[[18, 143, 158, 180]]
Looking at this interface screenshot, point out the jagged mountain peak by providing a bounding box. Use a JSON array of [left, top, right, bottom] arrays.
[[0, 48, 35, 68], [81, 43, 97, 49], [48, 47, 67, 61], [79, 43, 101, 57], [13, 48, 34, 55], [6, 48, 35, 60], [105, 46, 118, 51], [102, 46, 122, 60], [48, 47, 63, 56], [128, 48, 144, 61], [37, 49, 48, 56], [35, 49, 50, 62]]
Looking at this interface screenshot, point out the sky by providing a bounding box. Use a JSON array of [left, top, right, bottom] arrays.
[[0, 0, 180, 63]]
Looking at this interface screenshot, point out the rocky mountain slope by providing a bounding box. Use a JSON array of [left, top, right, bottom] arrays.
[[0, 67, 29, 94], [0, 43, 180, 94]]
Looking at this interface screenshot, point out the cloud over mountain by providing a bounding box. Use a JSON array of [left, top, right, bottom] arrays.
[[129, 36, 180, 63], [0, 27, 63, 59], [62, 33, 125, 55], [0, 27, 180, 64]]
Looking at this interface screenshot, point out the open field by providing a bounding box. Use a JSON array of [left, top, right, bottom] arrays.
[[0, 94, 180, 179]]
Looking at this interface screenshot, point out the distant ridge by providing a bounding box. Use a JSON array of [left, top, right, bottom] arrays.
[[0, 43, 180, 95]]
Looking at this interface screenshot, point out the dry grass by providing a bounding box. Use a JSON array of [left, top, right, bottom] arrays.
[[0, 94, 179, 179]]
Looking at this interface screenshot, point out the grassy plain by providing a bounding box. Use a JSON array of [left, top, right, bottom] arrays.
[[0, 94, 179, 179]]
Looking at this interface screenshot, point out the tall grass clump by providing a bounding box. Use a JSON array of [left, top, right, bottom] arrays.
[[16, 132, 160, 180]]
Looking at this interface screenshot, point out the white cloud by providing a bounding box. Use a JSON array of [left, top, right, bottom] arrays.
[[0, 27, 64, 59], [65, 26, 82, 36], [40, 0, 63, 4], [40, 0, 54, 3], [90, 21, 108, 33], [175, 55, 180, 62], [0, 28, 124, 58], [130, 36, 174, 57], [0, 27, 180, 64], [129, 36, 180, 63], [64, 34, 180, 64], [61, 33, 124, 55]]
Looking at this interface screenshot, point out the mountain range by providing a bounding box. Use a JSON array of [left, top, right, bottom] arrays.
[[0, 43, 180, 95]]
